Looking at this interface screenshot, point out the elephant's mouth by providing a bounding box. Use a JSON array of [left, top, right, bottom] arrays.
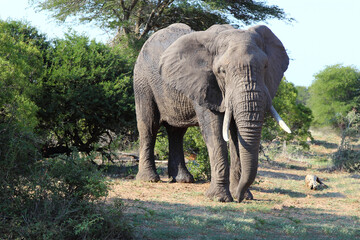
[[222, 86, 291, 142]]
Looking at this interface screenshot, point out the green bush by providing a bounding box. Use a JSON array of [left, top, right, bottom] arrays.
[[333, 149, 360, 172], [1, 19, 138, 159], [184, 127, 210, 181], [262, 78, 313, 148], [154, 127, 169, 161], [155, 127, 210, 181], [332, 110, 360, 172], [1, 146, 133, 239], [36, 33, 136, 157], [0, 122, 133, 239]]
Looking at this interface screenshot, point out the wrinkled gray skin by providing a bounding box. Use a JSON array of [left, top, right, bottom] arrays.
[[134, 23, 289, 202]]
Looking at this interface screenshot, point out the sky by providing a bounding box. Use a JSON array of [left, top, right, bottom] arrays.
[[1, 0, 359, 87]]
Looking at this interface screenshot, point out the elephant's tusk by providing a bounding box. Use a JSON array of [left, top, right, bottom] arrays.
[[222, 108, 232, 142], [270, 105, 292, 133]]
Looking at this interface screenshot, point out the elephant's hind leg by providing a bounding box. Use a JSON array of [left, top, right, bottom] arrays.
[[166, 125, 194, 183], [135, 95, 161, 182]]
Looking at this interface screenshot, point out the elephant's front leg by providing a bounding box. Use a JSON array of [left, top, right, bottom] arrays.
[[196, 107, 233, 202]]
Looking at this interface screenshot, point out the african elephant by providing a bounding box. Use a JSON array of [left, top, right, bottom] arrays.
[[134, 23, 290, 202]]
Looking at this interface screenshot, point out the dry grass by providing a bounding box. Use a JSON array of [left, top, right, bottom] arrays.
[[106, 129, 360, 239]]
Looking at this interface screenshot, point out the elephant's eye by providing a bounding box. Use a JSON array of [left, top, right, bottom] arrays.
[[219, 66, 226, 74]]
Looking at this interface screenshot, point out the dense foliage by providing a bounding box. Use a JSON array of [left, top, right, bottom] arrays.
[[31, 0, 291, 40], [0, 20, 133, 239], [308, 64, 360, 127], [1, 19, 137, 157], [1, 146, 133, 239], [0, 20, 44, 192], [262, 78, 313, 147], [0, 20, 46, 130], [36, 33, 136, 156]]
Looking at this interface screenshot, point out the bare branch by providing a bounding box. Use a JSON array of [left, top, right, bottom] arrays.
[[139, 0, 174, 39]]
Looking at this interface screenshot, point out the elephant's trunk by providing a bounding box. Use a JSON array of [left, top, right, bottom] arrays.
[[236, 127, 261, 202], [232, 77, 266, 202]]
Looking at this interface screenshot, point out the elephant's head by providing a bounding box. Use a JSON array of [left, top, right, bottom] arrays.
[[160, 25, 290, 202]]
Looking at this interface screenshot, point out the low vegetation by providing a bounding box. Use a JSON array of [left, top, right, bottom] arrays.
[[109, 128, 360, 239], [0, 123, 133, 239]]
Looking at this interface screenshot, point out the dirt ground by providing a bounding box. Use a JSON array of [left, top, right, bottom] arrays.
[[107, 130, 360, 239], [108, 163, 360, 217]]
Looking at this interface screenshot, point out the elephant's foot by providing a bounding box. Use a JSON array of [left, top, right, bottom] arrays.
[[168, 169, 194, 183], [230, 188, 253, 201], [244, 189, 253, 200], [234, 188, 253, 203], [136, 170, 160, 182], [205, 184, 233, 202]]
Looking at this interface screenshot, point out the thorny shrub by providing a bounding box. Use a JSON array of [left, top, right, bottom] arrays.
[[0, 123, 133, 239], [332, 110, 360, 172]]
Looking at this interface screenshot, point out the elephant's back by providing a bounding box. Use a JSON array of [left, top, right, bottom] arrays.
[[135, 24, 193, 75], [134, 24, 193, 96]]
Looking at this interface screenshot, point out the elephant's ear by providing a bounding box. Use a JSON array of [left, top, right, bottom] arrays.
[[250, 25, 289, 99], [159, 31, 225, 112]]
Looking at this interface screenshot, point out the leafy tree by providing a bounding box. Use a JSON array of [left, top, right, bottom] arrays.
[[0, 19, 137, 157], [1, 20, 46, 208], [262, 78, 313, 147], [295, 86, 310, 105], [308, 64, 360, 127], [31, 0, 291, 40], [153, 1, 228, 31], [36, 33, 136, 156], [0, 20, 45, 198], [0, 20, 47, 130]]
